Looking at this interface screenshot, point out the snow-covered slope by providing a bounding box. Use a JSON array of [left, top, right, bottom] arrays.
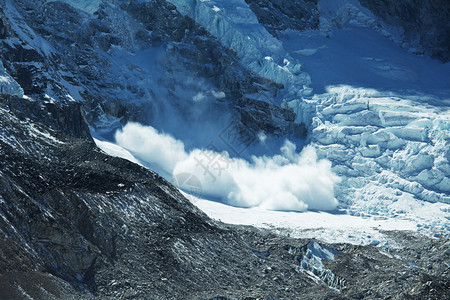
[[279, 0, 450, 236], [0, 0, 449, 239], [93, 0, 450, 237]]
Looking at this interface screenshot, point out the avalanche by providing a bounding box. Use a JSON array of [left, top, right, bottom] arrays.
[[94, 0, 449, 242]]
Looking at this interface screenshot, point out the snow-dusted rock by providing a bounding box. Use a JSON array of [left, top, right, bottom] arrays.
[[45, 0, 101, 14], [0, 59, 23, 97], [165, 0, 311, 95]]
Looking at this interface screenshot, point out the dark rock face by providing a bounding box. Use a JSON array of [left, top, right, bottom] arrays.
[[360, 0, 450, 62], [247, 0, 449, 62], [237, 97, 307, 138], [245, 0, 320, 36], [0, 94, 318, 298]]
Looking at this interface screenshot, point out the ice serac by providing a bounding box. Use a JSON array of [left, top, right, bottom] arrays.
[[165, 0, 311, 97], [290, 241, 346, 290]]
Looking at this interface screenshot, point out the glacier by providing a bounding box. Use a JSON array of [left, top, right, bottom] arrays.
[[165, 0, 449, 236], [83, 0, 449, 238], [280, 0, 449, 237]]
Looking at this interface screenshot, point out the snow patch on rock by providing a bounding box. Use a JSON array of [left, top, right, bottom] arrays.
[[165, 0, 311, 96], [45, 0, 101, 14], [0, 59, 23, 97]]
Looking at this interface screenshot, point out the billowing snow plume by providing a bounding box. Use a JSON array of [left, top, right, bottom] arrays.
[[115, 122, 340, 212], [115, 123, 188, 174]]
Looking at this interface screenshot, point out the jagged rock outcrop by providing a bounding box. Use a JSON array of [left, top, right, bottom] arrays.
[[1, 94, 315, 298], [245, 0, 320, 35]]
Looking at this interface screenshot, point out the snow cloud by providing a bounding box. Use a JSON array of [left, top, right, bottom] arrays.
[[115, 123, 187, 174], [115, 122, 340, 212]]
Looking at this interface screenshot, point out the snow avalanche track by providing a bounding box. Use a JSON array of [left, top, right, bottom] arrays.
[[92, 0, 449, 244], [1, 0, 448, 243]]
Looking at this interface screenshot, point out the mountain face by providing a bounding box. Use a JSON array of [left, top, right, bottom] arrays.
[[1, 94, 449, 299], [0, 0, 449, 299], [359, 0, 450, 62], [0, 0, 309, 149]]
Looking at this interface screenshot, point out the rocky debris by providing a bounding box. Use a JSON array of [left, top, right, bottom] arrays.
[[237, 96, 307, 138], [327, 231, 450, 299], [360, 0, 450, 62]]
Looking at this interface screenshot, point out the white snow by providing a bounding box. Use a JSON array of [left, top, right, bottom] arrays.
[[191, 195, 421, 246], [4, 0, 55, 56], [113, 123, 340, 212], [81, 0, 450, 244], [28, 124, 64, 145], [0, 59, 23, 97], [16, 284, 33, 300], [278, 0, 450, 232], [93, 138, 143, 167]]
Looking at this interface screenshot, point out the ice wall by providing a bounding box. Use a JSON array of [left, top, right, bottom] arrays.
[[45, 0, 101, 14], [290, 86, 450, 209], [165, 0, 311, 95]]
